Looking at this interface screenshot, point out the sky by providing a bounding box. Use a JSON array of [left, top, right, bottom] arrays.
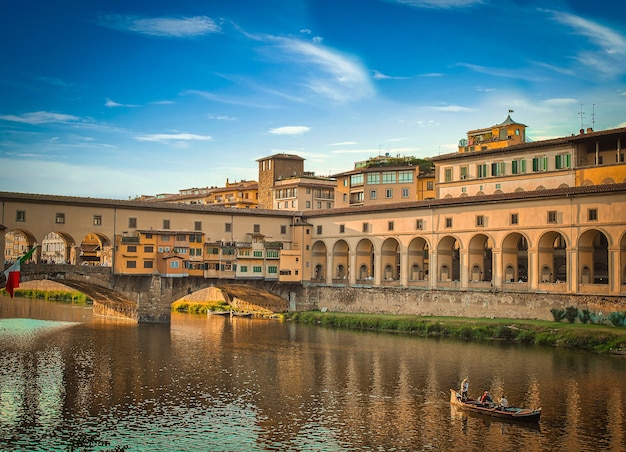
[[1, 0, 625, 199]]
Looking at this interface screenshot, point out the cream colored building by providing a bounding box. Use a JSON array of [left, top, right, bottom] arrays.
[[272, 175, 336, 211]]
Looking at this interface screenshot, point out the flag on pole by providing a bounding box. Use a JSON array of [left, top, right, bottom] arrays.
[[3, 246, 37, 298]]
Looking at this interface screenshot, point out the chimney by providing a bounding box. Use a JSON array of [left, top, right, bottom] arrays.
[[586, 127, 593, 133], [579, 129, 585, 135]]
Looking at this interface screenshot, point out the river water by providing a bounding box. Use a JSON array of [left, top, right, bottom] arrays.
[[0, 297, 625, 451]]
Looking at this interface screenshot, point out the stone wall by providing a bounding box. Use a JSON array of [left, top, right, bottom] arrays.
[[297, 285, 626, 320]]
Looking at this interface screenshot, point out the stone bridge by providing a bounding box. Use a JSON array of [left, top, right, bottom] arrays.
[[15, 264, 296, 324]]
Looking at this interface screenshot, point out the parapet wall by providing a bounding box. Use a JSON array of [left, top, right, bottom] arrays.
[[297, 285, 626, 320]]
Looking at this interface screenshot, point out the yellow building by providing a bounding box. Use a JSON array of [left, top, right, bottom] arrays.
[[272, 175, 336, 211], [458, 113, 527, 153], [143, 180, 259, 209]]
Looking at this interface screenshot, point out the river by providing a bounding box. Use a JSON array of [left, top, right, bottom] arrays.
[[0, 296, 624, 451]]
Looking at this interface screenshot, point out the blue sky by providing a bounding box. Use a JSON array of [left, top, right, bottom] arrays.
[[1, 0, 625, 199]]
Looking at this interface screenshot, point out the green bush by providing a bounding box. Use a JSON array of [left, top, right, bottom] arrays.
[[579, 309, 592, 324], [608, 311, 626, 327], [550, 308, 565, 322], [564, 306, 579, 324]]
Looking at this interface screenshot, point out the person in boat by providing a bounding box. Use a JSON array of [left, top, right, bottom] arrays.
[[460, 377, 469, 401], [479, 391, 493, 407], [499, 395, 509, 410]]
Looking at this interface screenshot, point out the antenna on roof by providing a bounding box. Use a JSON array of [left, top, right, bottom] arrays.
[[592, 103, 596, 130], [578, 103, 585, 129]]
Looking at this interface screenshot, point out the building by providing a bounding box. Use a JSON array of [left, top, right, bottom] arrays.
[[432, 115, 626, 199], [333, 154, 436, 208], [257, 153, 306, 209], [272, 174, 336, 211], [143, 180, 259, 208], [458, 113, 527, 153]]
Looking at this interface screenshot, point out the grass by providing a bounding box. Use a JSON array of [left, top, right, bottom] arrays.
[[285, 311, 626, 354], [171, 300, 230, 315], [1, 288, 92, 304]]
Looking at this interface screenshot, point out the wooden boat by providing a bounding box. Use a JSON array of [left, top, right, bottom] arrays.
[[207, 310, 231, 316], [231, 311, 253, 318], [450, 389, 541, 423]]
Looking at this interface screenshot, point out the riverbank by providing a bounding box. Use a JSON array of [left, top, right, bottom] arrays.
[[285, 311, 626, 354]]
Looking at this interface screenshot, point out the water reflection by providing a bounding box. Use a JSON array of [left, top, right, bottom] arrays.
[[0, 298, 625, 451]]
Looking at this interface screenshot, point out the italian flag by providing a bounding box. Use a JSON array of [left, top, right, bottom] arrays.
[[3, 246, 37, 298]]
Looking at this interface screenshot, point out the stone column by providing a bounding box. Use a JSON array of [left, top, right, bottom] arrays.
[[325, 252, 333, 285], [459, 249, 469, 289], [374, 250, 382, 286], [492, 248, 502, 288], [349, 249, 357, 285], [400, 246, 408, 287]]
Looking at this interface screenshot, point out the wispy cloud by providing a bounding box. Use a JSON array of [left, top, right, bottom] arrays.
[[100, 15, 221, 38], [268, 126, 311, 135], [208, 114, 237, 121], [372, 70, 409, 80], [272, 37, 375, 103], [0, 111, 81, 124], [135, 133, 213, 142], [427, 105, 475, 112], [182, 89, 276, 109], [105, 98, 139, 108], [388, 0, 485, 9], [544, 10, 626, 78], [331, 141, 358, 146], [456, 63, 546, 81]]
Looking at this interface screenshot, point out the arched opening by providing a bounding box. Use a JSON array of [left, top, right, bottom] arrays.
[[79, 233, 112, 266], [356, 239, 374, 282], [437, 236, 460, 282], [381, 238, 400, 281], [332, 240, 349, 282], [311, 241, 327, 282], [4, 230, 38, 264], [538, 231, 567, 283], [468, 234, 492, 282], [578, 229, 609, 285], [359, 264, 369, 280], [501, 233, 529, 283], [408, 237, 429, 281]]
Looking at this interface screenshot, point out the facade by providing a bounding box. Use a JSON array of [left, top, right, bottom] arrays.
[[257, 153, 305, 209], [333, 154, 436, 208], [143, 180, 259, 208], [433, 117, 626, 199], [272, 175, 336, 211], [458, 114, 527, 153]]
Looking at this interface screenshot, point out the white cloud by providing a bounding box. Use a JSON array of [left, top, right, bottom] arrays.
[[372, 70, 409, 80], [105, 98, 139, 108], [135, 133, 213, 142], [0, 111, 81, 124], [268, 126, 311, 135], [428, 105, 475, 112], [273, 37, 375, 103], [331, 141, 358, 146], [100, 15, 221, 38], [208, 115, 237, 121]]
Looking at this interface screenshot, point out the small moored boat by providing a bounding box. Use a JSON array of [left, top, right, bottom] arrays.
[[450, 389, 541, 423]]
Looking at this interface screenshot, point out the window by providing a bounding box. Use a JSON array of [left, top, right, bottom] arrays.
[[588, 208, 598, 221], [416, 219, 423, 230], [126, 261, 137, 269], [339, 224, 345, 233], [350, 174, 364, 186], [477, 164, 488, 178], [317, 201, 322, 209], [56, 213, 65, 224], [253, 250, 263, 257], [267, 250, 279, 258], [555, 154, 571, 169], [225, 223, 232, 232], [343, 178, 348, 187], [445, 217, 453, 228], [511, 159, 526, 174], [281, 225, 287, 234], [194, 221, 202, 231], [16, 210, 25, 222], [317, 225, 322, 235], [343, 194, 347, 202], [127, 245, 137, 252], [306, 201, 311, 208], [476, 215, 484, 227], [129, 217, 137, 228], [427, 181, 434, 191], [163, 219, 170, 229], [548, 211, 557, 223], [460, 166, 468, 180], [195, 248, 202, 257], [401, 187, 409, 198], [382, 171, 396, 184], [385, 188, 393, 199], [239, 266, 248, 273], [370, 190, 377, 199], [253, 224, 260, 233], [388, 221, 394, 231], [363, 223, 369, 233], [532, 156, 548, 172], [253, 266, 262, 273], [491, 162, 505, 176], [144, 246, 153, 253], [511, 213, 519, 225], [398, 170, 413, 183], [170, 260, 179, 269], [161, 235, 171, 242], [143, 261, 154, 269], [268, 266, 278, 274], [367, 173, 380, 184], [284, 201, 289, 208], [444, 168, 452, 182], [93, 215, 102, 226]]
